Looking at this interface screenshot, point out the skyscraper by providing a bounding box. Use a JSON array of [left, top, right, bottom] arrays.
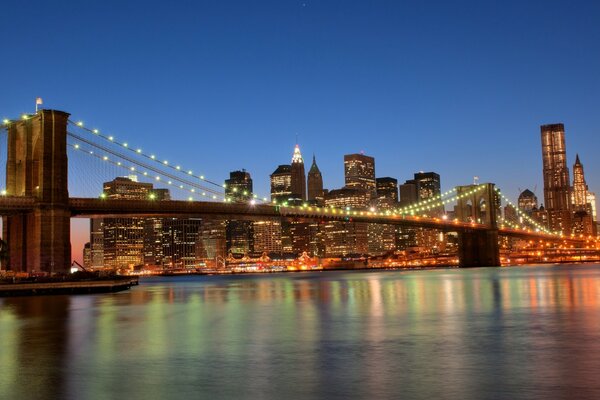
[[413, 172, 441, 202], [270, 164, 292, 204], [225, 170, 253, 202], [290, 144, 307, 201], [571, 154, 595, 235], [375, 177, 398, 209], [344, 153, 376, 198], [572, 154, 588, 210], [399, 181, 419, 208], [518, 189, 538, 215], [100, 176, 157, 269], [307, 155, 324, 206], [541, 123, 572, 233]]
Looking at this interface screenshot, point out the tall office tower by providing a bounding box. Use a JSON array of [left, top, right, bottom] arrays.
[[82, 243, 92, 269], [196, 219, 227, 269], [323, 188, 370, 256], [571, 154, 595, 235], [253, 220, 283, 255], [399, 180, 419, 207], [541, 123, 572, 234], [100, 177, 156, 270], [413, 172, 441, 201], [90, 218, 104, 268], [572, 155, 588, 210], [344, 153, 376, 198], [369, 177, 398, 255], [226, 219, 254, 256], [307, 155, 324, 206], [290, 144, 307, 201], [375, 177, 398, 209], [225, 170, 253, 202], [518, 189, 538, 215], [224, 170, 254, 255], [587, 192, 597, 221], [143, 188, 170, 266], [161, 218, 202, 268], [270, 164, 293, 204]]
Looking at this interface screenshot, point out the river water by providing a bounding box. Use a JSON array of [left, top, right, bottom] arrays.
[[1, 265, 600, 400]]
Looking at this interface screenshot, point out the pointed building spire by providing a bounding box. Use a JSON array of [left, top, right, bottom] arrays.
[[292, 143, 303, 164], [575, 153, 581, 165]]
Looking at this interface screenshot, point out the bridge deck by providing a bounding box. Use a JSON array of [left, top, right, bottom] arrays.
[[0, 196, 572, 242]]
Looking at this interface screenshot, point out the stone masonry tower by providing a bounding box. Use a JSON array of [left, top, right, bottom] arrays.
[[3, 110, 71, 273]]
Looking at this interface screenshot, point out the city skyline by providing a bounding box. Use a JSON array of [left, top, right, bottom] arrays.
[[2, 1, 599, 204]]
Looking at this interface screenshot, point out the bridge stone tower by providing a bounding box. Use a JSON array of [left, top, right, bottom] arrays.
[[455, 183, 500, 267], [3, 110, 71, 273]]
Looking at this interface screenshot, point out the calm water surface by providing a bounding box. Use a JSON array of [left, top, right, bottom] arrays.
[[2, 265, 600, 400]]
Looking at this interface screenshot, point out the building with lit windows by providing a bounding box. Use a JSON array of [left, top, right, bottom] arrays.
[[344, 153, 376, 199], [571, 154, 595, 235], [375, 177, 398, 209], [270, 164, 293, 204], [196, 220, 227, 269], [518, 189, 538, 215], [100, 176, 160, 269], [225, 170, 253, 202], [161, 218, 202, 268], [290, 144, 307, 201], [324, 188, 369, 256], [541, 123, 572, 234], [253, 220, 283, 255]]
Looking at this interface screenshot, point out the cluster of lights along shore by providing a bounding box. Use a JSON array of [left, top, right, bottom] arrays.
[[0, 116, 570, 239]]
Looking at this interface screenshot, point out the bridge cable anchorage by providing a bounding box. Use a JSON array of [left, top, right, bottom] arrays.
[[67, 119, 270, 203], [67, 136, 225, 200], [494, 188, 558, 236]]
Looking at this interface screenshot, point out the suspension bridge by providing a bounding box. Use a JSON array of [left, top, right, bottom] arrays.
[[0, 109, 589, 273]]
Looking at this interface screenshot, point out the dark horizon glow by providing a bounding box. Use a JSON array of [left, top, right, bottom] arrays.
[[1, 0, 600, 262]]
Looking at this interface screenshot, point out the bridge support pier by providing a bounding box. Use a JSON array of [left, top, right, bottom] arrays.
[[458, 229, 500, 267], [2, 110, 71, 273]]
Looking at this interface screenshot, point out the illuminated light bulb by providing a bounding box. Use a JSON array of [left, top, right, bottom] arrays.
[[1, 190, 6, 195], [200, 175, 204, 180], [167, 181, 172, 185], [103, 156, 108, 161], [74, 144, 79, 149], [250, 199, 256, 205], [108, 136, 113, 141], [150, 155, 155, 159], [202, 192, 206, 196], [123, 143, 128, 147], [191, 189, 195, 192], [179, 185, 184, 189], [176, 166, 181, 170], [136, 149, 142, 153], [117, 162, 121, 166], [130, 167, 135, 171], [212, 195, 217, 199], [2, 119, 9, 124], [89, 151, 94, 154], [76, 121, 83, 126], [93, 129, 99, 134], [188, 197, 193, 201], [143, 172, 148, 176], [262, 197, 267, 201], [163, 160, 168, 165], [155, 176, 160, 181]]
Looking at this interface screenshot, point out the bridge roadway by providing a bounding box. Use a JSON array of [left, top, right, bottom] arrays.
[[0, 196, 570, 242]]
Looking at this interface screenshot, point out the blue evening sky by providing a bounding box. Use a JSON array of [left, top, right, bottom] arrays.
[[2, 0, 600, 202]]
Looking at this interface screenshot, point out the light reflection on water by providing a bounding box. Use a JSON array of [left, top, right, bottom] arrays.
[[1, 265, 600, 399]]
